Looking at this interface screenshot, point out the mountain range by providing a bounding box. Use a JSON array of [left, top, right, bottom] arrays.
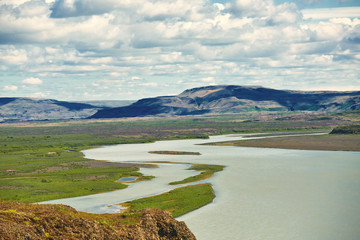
[[90, 85, 360, 119], [0, 98, 132, 122], [1, 85, 359, 122]]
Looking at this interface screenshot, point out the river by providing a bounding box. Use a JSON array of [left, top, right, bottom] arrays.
[[42, 134, 360, 240]]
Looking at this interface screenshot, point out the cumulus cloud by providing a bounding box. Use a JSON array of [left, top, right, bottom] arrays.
[[22, 77, 43, 85], [0, 46, 28, 64], [302, 7, 360, 20], [0, 0, 359, 100], [3, 85, 18, 91]]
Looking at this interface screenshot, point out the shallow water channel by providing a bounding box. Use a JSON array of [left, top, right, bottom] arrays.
[[42, 134, 360, 240]]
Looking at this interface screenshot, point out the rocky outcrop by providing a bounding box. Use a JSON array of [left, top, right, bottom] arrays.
[[90, 85, 360, 118], [0, 201, 196, 240]]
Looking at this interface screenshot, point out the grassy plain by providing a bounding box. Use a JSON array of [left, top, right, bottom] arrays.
[[330, 124, 360, 134], [2, 111, 352, 137], [123, 183, 215, 218], [0, 134, 155, 203]]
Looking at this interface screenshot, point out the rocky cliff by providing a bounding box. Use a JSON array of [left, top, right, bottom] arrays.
[[90, 85, 360, 118], [0, 201, 196, 240]]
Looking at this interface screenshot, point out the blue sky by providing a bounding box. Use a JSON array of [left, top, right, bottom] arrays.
[[0, 0, 359, 100]]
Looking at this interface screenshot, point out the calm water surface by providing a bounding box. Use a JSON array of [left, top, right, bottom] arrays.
[[42, 134, 360, 240]]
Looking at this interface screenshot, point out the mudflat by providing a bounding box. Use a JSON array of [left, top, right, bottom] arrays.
[[208, 134, 360, 151]]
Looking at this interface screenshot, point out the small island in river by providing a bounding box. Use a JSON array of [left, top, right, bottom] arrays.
[[148, 151, 201, 155]]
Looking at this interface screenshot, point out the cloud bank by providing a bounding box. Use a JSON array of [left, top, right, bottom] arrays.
[[0, 0, 359, 100]]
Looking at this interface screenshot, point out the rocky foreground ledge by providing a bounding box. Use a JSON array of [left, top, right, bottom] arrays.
[[0, 201, 196, 240]]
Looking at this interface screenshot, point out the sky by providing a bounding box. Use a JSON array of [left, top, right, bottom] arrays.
[[0, 0, 359, 100]]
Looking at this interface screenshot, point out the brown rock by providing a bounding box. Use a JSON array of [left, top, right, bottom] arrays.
[[0, 201, 196, 240]]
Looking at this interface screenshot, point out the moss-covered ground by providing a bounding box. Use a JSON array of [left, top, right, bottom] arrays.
[[123, 183, 215, 218], [0, 134, 155, 203], [169, 164, 225, 185]]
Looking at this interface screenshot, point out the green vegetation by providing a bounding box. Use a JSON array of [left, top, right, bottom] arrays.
[[55, 205, 143, 226], [0, 111, 359, 206], [330, 125, 360, 134], [123, 183, 215, 218], [0, 111, 340, 138], [1, 166, 143, 203], [169, 164, 225, 185], [148, 151, 201, 155], [310, 116, 332, 121], [240, 130, 328, 138], [0, 134, 152, 203]]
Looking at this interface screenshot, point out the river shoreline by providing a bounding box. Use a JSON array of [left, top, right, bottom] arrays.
[[39, 133, 360, 240], [207, 133, 360, 151]]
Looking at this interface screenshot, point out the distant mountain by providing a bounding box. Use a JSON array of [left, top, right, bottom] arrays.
[[0, 98, 137, 122], [2, 86, 359, 122], [90, 85, 360, 119], [0, 98, 102, 122]]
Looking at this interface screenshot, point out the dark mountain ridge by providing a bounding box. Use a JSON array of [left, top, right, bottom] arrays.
[[90, 85, 360, 119]]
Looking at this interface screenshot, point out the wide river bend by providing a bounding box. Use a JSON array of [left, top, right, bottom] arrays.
[[42, 134, 360, 240]]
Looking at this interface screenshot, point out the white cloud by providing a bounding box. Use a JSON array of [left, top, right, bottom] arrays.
[[0, 46, 28, 64], [22, 77, 43, 85], [0, 0, 359, 100], [3, 85, 18, 91], [89, 57, 113, 64], [1, 0, 30, 6], [331, 17, 360, 27], [31, 92, 48, 98], [201, 77, 214, 82], [108, 72, 125, 77], [302, 7, 360, 20], [270, 3, 301, 24], [140, 82, 158, 87]]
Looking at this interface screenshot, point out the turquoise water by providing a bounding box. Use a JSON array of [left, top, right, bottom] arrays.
[[42, 134, 360, 240]]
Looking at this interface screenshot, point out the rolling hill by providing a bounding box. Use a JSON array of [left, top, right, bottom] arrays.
[[2, 85, 359, 122], [90, 85, 360, 119], [0, 98, 132, 122]]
